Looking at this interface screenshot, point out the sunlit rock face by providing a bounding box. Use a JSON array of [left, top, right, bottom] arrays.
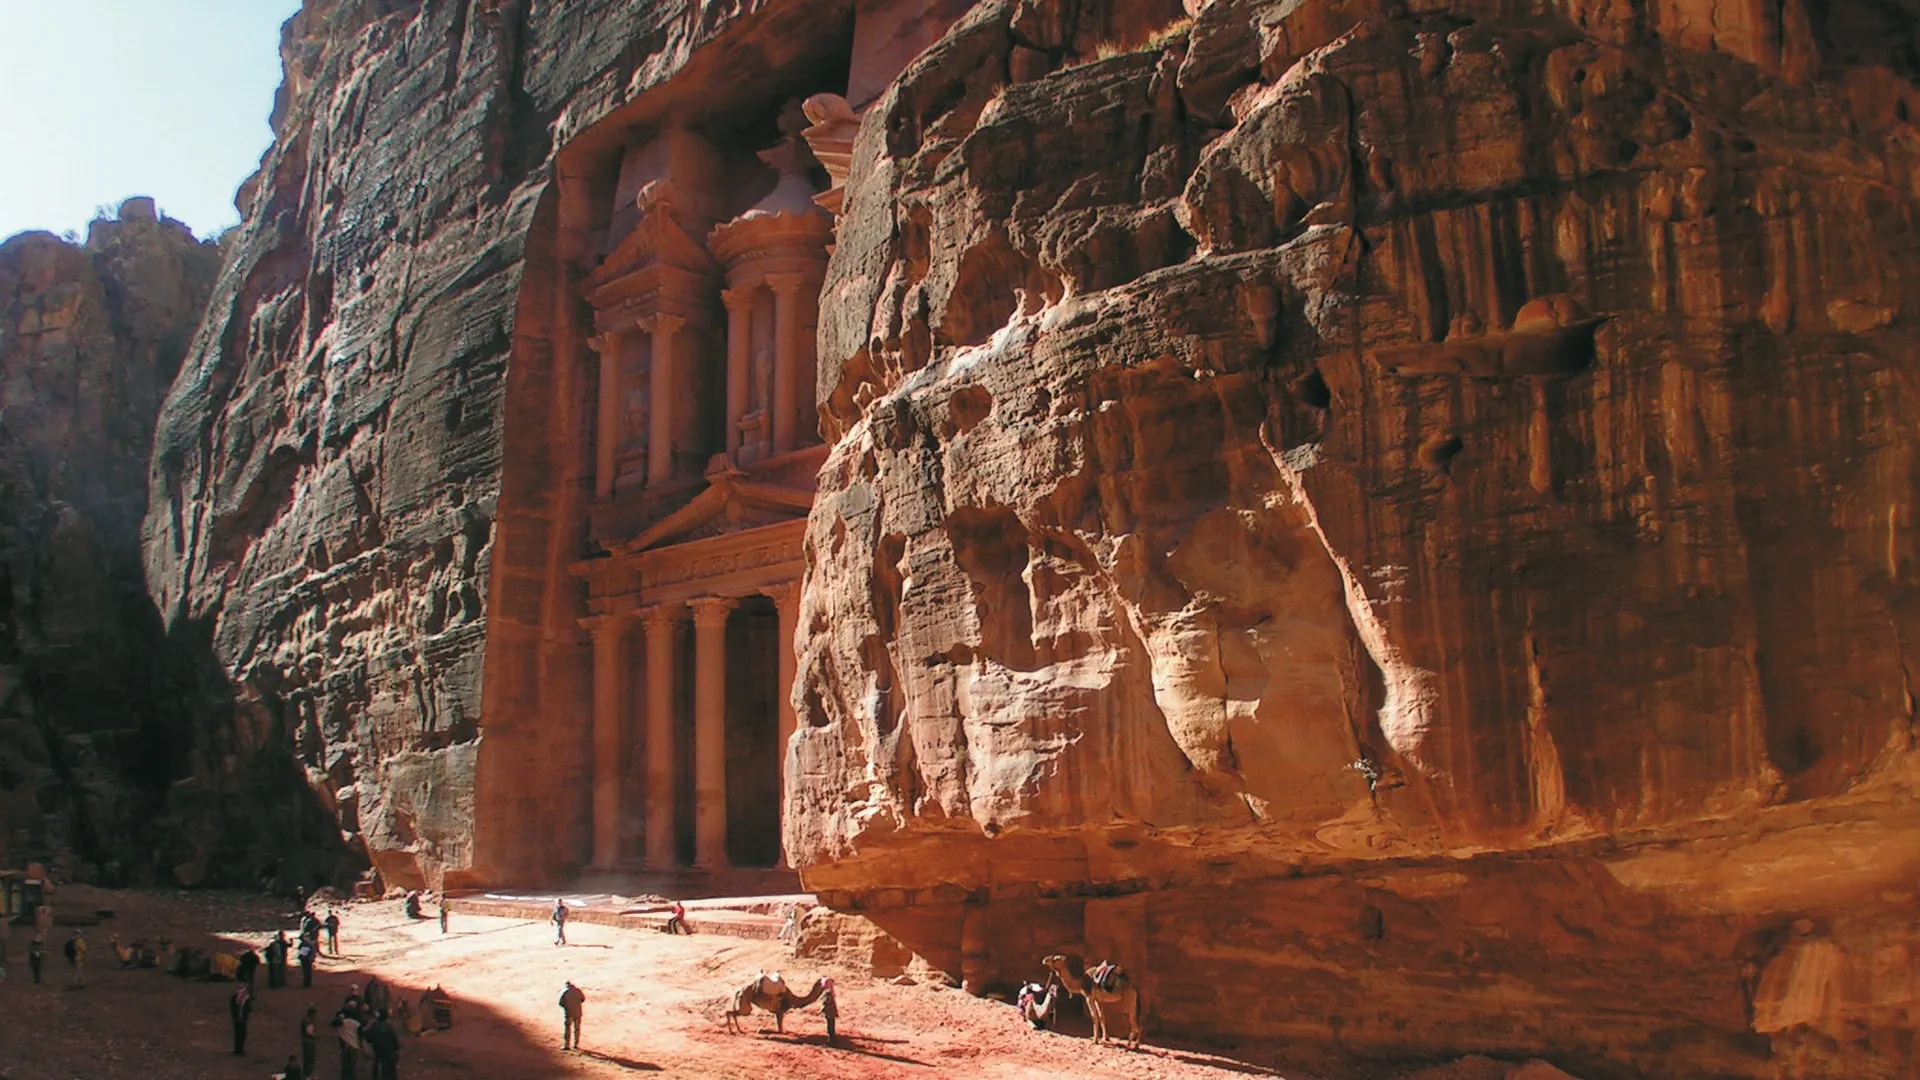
[[787, 0, 1920, 1075], [0, 201, 219, 880]]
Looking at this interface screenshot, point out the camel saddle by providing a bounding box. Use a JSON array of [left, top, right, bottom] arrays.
[[1089, 961, 1120, 992]]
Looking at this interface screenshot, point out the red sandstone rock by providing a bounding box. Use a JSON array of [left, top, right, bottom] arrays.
[[0, 202, 218, 879]]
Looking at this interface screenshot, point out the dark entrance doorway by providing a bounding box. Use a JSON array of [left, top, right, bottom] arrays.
[[724, 596, 782, 867]]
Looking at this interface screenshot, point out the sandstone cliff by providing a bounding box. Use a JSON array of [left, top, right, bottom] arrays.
[[0, 201, 219, 880], [787, 0, 1920, 1075]]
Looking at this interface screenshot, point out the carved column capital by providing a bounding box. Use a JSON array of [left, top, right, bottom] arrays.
[[578, 610, 632, 636], [765, 272, 809, 296], [641, 311, 688, 336], [766, 580, 802, 611], [638, 602, 686, 632], [688, 595, 738, 629], [721, 286, 755, 314]]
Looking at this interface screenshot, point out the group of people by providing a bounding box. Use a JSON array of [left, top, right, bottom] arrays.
[[0, 902, 89, 987]]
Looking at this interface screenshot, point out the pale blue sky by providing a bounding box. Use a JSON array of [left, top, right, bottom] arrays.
[[0, 0, 299, 242]]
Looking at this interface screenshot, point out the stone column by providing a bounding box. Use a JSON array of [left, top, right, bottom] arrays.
[[722, 287, 752, 458], [582, 611, 629, 869], [590, 331, 621, 499], [640, 603, 683, 869], [768, 274, 806, 454], [689, 595, 737, 869], [770, 582, 801, 869], [646, 313, 684, 486]]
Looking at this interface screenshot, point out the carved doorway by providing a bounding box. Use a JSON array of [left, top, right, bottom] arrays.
[[724, 595, 783, 867]]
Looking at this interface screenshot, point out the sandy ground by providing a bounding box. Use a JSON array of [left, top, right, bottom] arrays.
[[0, 886, 1465, 1080]]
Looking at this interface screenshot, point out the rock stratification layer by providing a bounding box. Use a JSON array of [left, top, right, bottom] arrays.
[[786, 0, 1920, 1075]]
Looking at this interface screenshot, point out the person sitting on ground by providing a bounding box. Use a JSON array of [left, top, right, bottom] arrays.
[[403, 891, 423, 920], [559, 980, 586, 1051], [276, 1052, 303, 1080], [551, 899, 569, 945], [663, 899, 690, 936]]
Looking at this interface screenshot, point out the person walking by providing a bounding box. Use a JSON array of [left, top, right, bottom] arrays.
[[364, 1010, 400, 1080], [559, 981, 586, 1051], [27, 935, 44, 984], [324, 911, 341, 956], [438, 901, 448, 935], [298, 934, 318, 988], [551, 899, 568, 946], [300, 1006, 320, 1078], [229, 984, 254, 1055], [236, 946, 261, 989], [331, 1003, 362, 1080], [64, 929, 86, 987]]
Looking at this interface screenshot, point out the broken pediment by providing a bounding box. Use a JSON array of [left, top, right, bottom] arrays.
[[621, 465, 813, 554], [583, 179, 721, 302]]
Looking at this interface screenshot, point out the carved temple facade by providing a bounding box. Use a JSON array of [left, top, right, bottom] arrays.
[[475, 0, 976, 885]]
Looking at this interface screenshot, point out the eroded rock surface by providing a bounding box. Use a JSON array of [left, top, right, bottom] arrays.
[[788, 0, 1920, 1075], [0, 201, 219, 879]]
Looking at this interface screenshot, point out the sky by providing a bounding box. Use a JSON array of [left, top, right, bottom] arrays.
[[0, 0, 300, 243]]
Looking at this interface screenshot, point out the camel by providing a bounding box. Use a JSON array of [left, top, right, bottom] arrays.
[[1043, 954, 1141, 1050], [723, 971, 829, 1034], [1018, 978, 1061, 1029]]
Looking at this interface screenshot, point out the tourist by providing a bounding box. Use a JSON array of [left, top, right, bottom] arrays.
[[331, 1002, 362, 1080], [236, 945, 261, 989], [820, 977, 838, 1045], [300, 1006, 320, 1077], [27, 935, 44, 983], [364, 1010, 401, 1080], [298, 934, 318, 988], [364, 974, 389, 1015], [64, 928, 86, 987], [438, 901, 448, 935], [324, 910, 341, 955], [559, 980, 586, 1051], [551, 898, 568, 945], [230, 983, 254, 1055], [265, 931, 290, 989], [664, 899, 690, 936]]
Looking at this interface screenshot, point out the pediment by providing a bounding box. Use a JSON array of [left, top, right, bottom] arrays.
[[584, 180, 720, 292], [623, 470, 813, 554]]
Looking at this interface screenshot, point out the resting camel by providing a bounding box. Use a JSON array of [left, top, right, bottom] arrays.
[[1018, 978, 1060, 1029], [1043, 954, 1141, 1049], [723, 971, 828, 1034]]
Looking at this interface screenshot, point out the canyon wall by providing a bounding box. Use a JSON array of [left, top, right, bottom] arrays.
[[0, 201, 219, 880], [787, 0, 1920, 1076]]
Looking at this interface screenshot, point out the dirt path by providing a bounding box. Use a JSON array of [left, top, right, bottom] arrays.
[[0, 886, 1408, 1079]]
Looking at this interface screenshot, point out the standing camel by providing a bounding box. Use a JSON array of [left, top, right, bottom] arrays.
[[1042, 954, 1141, 1049], [723, 972, 830, 1034]]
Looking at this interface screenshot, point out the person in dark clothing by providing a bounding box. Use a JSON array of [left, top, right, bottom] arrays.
[[324, 912, 341, 956], [230, 984, 254, 1055], [820, 977, 838, 1045], [364, 1011, 401, 1080], [235, 947, 260, 989], [282, 1053, 304, 1080], [300, 1006, 319, 1077], [27, 936, 44, 983], [265, 932, 290, 989], [438, 903, 448, 935], [559, 981, 585, 1050], [297, 936, 318, 988], [364, 975, 389, 1015], [551, 899, 568, 945]]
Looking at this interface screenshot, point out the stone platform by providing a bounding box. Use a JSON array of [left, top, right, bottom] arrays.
[[446, 887, 812, 942]]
